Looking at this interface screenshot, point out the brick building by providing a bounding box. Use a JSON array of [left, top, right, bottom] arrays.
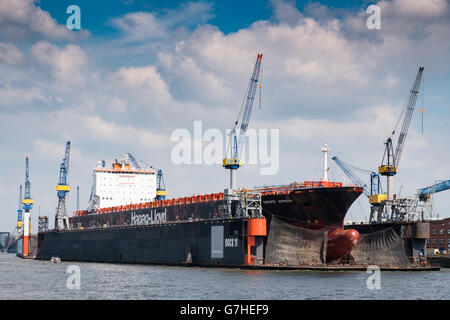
[[427, 217, 450, 253]]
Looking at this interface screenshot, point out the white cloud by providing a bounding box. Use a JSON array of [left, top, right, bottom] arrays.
[[0, 0, 89, 41], [31, 41, 89, 87], [1, 0, 450, 231], [112, 65, 172, 106], [83, 115, 169, 149], [33, 139, 81, 160], [0, 85, 47, 107], [0, 43, 23, 65], [111, 1, 214, 42], [381, 0, 449, 18], [111, 12, 167, 41]]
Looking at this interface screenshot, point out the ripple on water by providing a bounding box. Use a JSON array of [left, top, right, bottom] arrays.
[[0, 253, 449, 299]]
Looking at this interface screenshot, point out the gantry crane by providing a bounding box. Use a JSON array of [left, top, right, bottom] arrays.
[[332, 156, 385, 222], [379, 67, 424, 219], [55, 141, 71, 230], [223, 53, 263, 190]]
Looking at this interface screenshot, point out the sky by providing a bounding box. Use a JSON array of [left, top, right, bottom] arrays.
[[0, 0, 450, 232]]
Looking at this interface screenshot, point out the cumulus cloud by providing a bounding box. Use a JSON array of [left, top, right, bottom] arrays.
[[0, 43, 23, 65], [0, 0, 89, 41], [31, 41, 89, 87], [111, 1, 214, 42], [111, 65, 172, 106], [0, 85, 47, 107], [1, 0, 450, 230]]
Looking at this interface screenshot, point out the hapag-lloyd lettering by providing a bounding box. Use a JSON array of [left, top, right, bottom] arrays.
[[131, 209, 167, 225]]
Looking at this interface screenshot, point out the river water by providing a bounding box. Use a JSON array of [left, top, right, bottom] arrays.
[[0, 253, 448, 300]]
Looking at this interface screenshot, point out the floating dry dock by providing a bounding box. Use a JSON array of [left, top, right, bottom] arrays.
[[36, 215, 438, 271], [35, 156, 437, 271]]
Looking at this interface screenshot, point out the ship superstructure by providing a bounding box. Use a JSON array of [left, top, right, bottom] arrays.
[[89, 155, 157, 210]]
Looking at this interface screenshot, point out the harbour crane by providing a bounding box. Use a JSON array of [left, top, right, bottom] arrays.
[[223, 53, 263, 190], [332, 156, 382, 197], [55, 141, 71, 230], [156, 170, 167, 200], [12, 185, 23, 240], [417, 180, 450, 202], [379, 67, 424, 219], [332, 156, 385, 222], [21, 157, 33, 256]]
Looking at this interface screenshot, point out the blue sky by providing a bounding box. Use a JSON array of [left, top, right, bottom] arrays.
[[1, 0, 450, 232]]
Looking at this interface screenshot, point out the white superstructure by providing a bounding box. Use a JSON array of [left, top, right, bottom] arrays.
[[90, 157, 157, 209]]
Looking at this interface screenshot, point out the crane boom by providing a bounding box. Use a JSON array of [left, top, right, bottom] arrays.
[[418, 180, 450, 197], [394, 67, 424, 167], [58, 141, 71, 187], [236, 53, 263, 159], [332, 156, 371, 197], [17, 185, 23, 231], [125, 153, 141, 170], [17, 185, 23, 212], [22, 157, 33, 210]]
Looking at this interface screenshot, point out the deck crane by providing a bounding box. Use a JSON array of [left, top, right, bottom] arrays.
[[156, 170, 167, 200], [223, 53, 263, 191], [379, 67, 424, 219], [125, 152, 141, 170], [55, 141, 71, 230], [332, 156, 385, 222], [21, 157, 33, 256]]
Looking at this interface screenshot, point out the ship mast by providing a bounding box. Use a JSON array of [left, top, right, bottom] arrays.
[[322, 144, 329, 182]]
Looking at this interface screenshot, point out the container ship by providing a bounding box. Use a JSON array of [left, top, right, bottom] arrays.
[[36, 151, 365, 267]]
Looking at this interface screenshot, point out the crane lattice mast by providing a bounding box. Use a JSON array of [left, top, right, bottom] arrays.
[[379, 67, 424, 219], [55, 141, 71, 230]]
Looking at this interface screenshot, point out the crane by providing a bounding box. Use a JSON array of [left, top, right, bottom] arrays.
[[125, 152, 141, 170], [331, 156, 382, 197], [379, 67, 424, 218], [156, 170, 167, 200], [21, 157, 33, 256], [223, 53, 263, 190], [332, 156, 385, 222], [22, 157, 33, 211], [17, 185, 23, 228], [12, 185, 23, 240], [417, 180, 450, 202], [55, 141, 71, 230]]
